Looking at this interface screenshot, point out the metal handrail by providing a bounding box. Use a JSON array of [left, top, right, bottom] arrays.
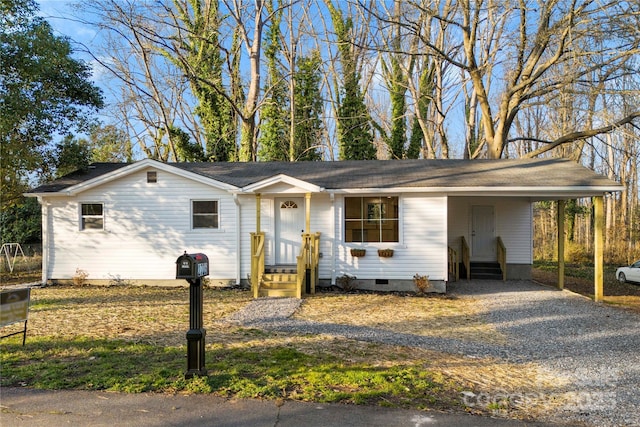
[[461, 236, 470, 280], [497, 236, 507, 281]]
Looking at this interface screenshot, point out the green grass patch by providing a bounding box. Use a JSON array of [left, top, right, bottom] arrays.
[[1, 336, 183, 392], [1, 335, 462, 410]]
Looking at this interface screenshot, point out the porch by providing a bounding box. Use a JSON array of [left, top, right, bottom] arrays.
[[248, 192, 321, 298]]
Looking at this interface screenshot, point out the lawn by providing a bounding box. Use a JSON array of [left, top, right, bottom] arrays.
[[0, 285, 561, 421]]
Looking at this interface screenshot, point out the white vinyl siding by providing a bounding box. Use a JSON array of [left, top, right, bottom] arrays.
[[44, 168, 237, 281], [335, 194, 447, 281]]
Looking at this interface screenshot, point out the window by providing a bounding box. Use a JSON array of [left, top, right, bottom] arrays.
[[281, 200, 298, 209], [345, 197, 399, 243], [192, 200, 218, 229], [81, 203, 104, 230]]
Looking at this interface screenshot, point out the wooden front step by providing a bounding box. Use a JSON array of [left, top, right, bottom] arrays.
[[259, 273, 299, 297]]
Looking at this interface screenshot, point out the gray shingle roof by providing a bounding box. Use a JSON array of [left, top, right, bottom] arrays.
[[27, 158, 622, 194]]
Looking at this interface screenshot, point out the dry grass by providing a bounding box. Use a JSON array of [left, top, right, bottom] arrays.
[[25, 285, 252, 347], [3, 284, 577, 421], [295, 293, 507, 345]]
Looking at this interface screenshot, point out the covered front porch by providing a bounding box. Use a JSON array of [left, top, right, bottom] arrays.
[[248, 187, 322, 298]]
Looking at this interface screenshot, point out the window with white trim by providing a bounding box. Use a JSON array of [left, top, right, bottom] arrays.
[[192, 200, 219, 229], [80, 203, 104, 230], [344, 197, 399, 242]]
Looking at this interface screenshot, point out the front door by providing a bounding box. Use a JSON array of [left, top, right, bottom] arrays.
[[275, 198, 305, 264], [472, 205, 495, 261]]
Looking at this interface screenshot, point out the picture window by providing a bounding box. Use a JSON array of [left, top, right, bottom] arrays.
[[344, 197, 399, 243]]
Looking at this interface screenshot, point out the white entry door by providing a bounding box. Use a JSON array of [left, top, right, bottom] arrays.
[[472, 205, 496, 261], [275, 198, 305, 264]]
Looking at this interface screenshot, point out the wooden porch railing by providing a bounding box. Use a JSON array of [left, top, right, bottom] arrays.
[[448, 246, 459, 281], [461, 236, 470, 280], [296, 232, 321, 297], [250, 232, 265, 298], [497, 236, 507, 281]]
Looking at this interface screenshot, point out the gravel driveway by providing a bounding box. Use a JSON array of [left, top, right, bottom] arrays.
[[224, 281, 640, 427]]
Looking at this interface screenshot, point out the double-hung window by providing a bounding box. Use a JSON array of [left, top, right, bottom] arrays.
[[80, 203, 104, 230], [192, 200, 219, 229], [345, 197, 399, 243]]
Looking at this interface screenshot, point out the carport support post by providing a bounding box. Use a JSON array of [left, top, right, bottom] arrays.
[[557, 200, 565, 290], [594, 196, 604, 302]]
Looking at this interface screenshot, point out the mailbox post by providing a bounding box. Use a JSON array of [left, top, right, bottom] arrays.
[[176, 251, 209, 378]]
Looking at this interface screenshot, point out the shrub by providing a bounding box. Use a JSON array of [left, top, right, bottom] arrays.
[[336, 274, 357, 292], [73, 268, 89, 286], [413, 274, 431, 294]]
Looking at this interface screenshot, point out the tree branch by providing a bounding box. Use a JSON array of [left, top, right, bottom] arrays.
[[521, 111, 640, 158]]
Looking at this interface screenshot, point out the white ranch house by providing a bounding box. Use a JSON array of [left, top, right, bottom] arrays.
[[26, 158, 622, 298]]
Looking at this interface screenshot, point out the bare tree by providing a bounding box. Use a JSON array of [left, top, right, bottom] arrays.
[[365, 0, 640, 159]]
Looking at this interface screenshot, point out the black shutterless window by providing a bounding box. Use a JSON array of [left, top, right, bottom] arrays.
[[192, 200, 218, 229]]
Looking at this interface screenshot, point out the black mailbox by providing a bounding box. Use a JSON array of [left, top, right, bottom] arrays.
[[176, 252, 209, 279]]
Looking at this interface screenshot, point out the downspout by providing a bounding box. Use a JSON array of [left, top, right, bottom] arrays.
[[330, 192, 336, 285], [233, 194, 241, 285], [39, 197, 49, 285]]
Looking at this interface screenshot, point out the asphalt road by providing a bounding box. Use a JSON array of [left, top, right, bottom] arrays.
[[0, 387, 559, 427]]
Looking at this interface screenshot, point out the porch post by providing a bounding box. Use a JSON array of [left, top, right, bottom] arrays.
[[557, 200, 565, 290], [594, 196, 604, 302], [256, 193, 261, 234], [305, 192, 311, 233]]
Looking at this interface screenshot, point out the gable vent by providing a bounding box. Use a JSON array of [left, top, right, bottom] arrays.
[[147, 171, 157, 183]]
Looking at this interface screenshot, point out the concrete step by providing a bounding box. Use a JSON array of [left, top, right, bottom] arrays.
[[470, 262, 503, 280]]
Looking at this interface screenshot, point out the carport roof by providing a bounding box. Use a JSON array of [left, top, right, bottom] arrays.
[[27, 158, 623, 198]]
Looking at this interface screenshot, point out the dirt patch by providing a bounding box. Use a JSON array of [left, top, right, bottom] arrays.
[[532, 268, 640, 313]]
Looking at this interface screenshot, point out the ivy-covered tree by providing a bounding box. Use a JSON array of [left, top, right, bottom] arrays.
[[170, 0, 237, 162], [327, 2, 376, 161], [407, 64, 435, 159], [0, 0, 103, 208], [293, 52, 324, 161], [171, 126, 206, 162], [258, 5, 289, 161]]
